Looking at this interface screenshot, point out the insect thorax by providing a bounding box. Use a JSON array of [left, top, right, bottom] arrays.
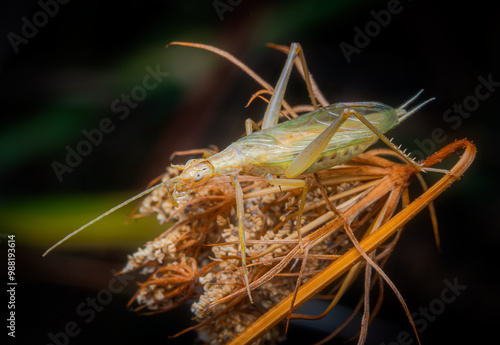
[[207, 145, 245, 176]]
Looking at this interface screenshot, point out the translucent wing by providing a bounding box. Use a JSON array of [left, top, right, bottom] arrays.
[[233, 102, 397, 172]]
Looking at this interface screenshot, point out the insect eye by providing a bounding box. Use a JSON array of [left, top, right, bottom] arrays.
[[193, 171, 204, 182]]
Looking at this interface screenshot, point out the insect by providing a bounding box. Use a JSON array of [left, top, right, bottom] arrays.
[[44, 42, 445, 302]]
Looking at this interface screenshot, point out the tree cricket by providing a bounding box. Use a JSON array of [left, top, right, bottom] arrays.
[[44, 42, 448, 308]]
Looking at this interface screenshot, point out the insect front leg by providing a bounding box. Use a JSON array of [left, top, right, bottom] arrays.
[[229, 174, 253, 303], [265, 173, 308, 253]]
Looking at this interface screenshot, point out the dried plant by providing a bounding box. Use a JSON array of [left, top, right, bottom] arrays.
[[121, 139, 475, 345]]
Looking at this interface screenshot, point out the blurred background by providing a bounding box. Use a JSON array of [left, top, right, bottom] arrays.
[[0, 0, 498, 344]]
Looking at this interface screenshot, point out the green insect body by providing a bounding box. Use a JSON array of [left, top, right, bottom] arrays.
[[225, 102, 400, 176], [169, 102, 400, 201]]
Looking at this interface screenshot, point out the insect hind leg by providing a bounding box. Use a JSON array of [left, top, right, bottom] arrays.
[[348, 108, 459, 177], [267, 43, 329, 107], [262, 43, 319, 129], [347, 108, 424, 171]]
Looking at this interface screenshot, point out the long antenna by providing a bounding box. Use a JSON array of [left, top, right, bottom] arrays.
[[43, 177, 179, 257]]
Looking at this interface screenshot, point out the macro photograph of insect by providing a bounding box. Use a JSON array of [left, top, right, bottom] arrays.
[[0, 1, 498, 344]]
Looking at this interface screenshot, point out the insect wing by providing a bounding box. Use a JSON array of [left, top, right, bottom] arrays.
[[235, 102, 397, 166]]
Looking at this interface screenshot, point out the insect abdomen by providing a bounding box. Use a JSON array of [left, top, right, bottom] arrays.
[[303, 139, 377, 174]]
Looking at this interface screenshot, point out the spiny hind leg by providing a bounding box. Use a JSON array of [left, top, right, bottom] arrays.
[[284, 105, 424, 178], [348, 107, 456, 177], [346, 108, 424, 171], [229, 174, 253, 303], [265, 173, 308, 252]]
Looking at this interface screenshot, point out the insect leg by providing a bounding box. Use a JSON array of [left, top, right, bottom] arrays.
[[295, 45, 318, 110], [245, 118, 261, 135], [267, 43, 329, 107], [229, 174, 254, 303], [265, 174, 307, 252], [285, 109, 353, 178], [261, 43, 301, 129], [346, 108, 424, 171], [262, 43, 318, 129]]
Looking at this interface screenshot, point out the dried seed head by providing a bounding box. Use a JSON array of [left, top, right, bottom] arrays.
[[123, 161, 396, 344]]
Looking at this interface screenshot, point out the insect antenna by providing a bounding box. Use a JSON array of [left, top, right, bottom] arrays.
[[42, 176, 181, 257]]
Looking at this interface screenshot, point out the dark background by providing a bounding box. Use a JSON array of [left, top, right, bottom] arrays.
[[0, 0, 498, 344]]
